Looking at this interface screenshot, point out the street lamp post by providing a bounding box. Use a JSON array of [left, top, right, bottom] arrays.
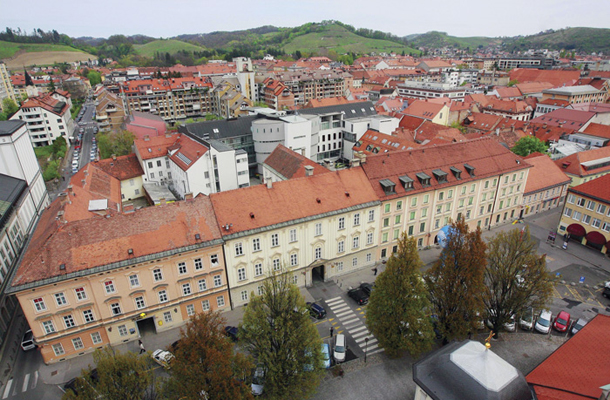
[[364, 337, 369, 363]]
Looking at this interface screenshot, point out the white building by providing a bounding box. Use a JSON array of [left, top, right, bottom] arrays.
[[10, 91, 75, 146]]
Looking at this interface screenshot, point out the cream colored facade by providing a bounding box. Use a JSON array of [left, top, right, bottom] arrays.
[[376, 171, 529, 259], [522, 183, 569, 217], [222, 204, 380, 308], [15, 245, 228, 364], [0, 62, 17, 109], [558, 189, 610, 254], [120, 175, 145, 203]]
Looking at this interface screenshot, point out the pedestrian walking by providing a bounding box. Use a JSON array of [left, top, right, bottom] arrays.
[[373, 267, 378, 276], [330, 327, 334, 338], [138, 339, 145, 354]]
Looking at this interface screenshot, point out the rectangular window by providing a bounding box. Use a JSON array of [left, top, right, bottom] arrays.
[[411, 197, 418, 207], [573, 211, 582, 220], [91, 332, 102, 345], [448, 190, 453, 199], [420, 222, 426, 233], [254, 263, 263, 276], [567, 194, 575, 204], [117, 325, 128, 337], [564, 207, 573, 217], [596, 204, 607, 214], [592, 218, 602, 228], [353, 213, 360, 226], [586, 200, 595, 211], [240, 290, 248, 301], [461, 186, 466, 195], [135, 296, 146, 309], [577, 198, 586, 207], [129, 274, 140, 287], [273, 258, 281, 271], [337, 261, 344, 271], [104, 280, 116, 294], [235, 243, 243, 256], [271, 233, 279, 247], [382, 232, 389, 243], [43, 320, 55, 334], [368, 209, 376, 221], [383, 218, 390, 227], [409, 211, 416, 221], [52, 343, 65, 356], [213, 275, 222, 287], [315, 247, 322, 259], [423, 194, 429, 204], [352, 236, 360, 249], [210, 254, 219, 266], [111, 302, 122, 315], [395, 215, 401, 224], [237, 267, 246, 281], [393, 229, 400, 240], [384, 204, 391, 213], [202, 300, 210, 311], [186, 304, 195, 316], [198, 279, 207, 292], [438, 192, 444, 201], [366, 253, 372, 262], [290, 253, 298, 266], [83, 309, 95, 323], [153, 269, 163, 282], [75, 288, 87, 301], [352, 257, 358, 267], [582, 214, 592, 225], [602, 222, 610, 232], [289, 229, 297, 242], [182, 283, 192, 296], [55, 293, 67, 307], [217, 296, 225, 307], [163, 311, 173, 323], [72, 337, 84, 351], [158, 291, 168, 303], [367, 232, 373, 245], [194, 258, 203, 270], [252, 238, 261, 252]]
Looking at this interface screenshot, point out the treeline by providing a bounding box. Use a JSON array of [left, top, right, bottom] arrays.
[[0, 27, 73, 46], [331, 21, 413, 47]]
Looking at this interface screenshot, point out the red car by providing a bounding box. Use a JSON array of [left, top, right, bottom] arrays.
[[553, 310, 571, 332]]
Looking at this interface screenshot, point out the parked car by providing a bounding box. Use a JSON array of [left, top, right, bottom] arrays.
[[347, 288, 369, 305], [485, 312, 516, 332], [151, 349, 174, 369], [251, 366, 264, 396], [21, 330, 36, 351], [569, 318, 587, 336], [553, 310, 571, 333], [306, 302, 326, 319], [321, 343, 331, 369], [225, 326, 239, 341], [603, 286, 610, 298], [519, 308, 535, 331], [63, 368, 98, 396], [359, 282, 374, 296], [535, 310, 552, 334], [333, 334, 346, 363]]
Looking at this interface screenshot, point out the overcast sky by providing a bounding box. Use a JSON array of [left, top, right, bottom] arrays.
[[2, 0, 609, 39]]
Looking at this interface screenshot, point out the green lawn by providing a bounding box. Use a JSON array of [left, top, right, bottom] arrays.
[[283, 25, 420, 55], [0, 40, 82, 60], [134, 39, 205, 57]]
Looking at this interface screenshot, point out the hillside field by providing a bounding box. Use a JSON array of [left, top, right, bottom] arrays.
[[134, 39, 205, 57]]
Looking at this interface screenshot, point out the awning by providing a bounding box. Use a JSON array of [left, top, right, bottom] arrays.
[[586, 231, 607, 246], [567, 224, 586, 237]]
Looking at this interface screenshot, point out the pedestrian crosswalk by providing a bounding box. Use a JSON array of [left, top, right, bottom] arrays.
[[324, 296, 383, 356], [2, 371, 38, 399]]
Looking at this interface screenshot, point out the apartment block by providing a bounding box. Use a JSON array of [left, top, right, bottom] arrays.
[[0, 62, 17, 109], [95, 88, 126, 132], [521, 154, 571, 217]]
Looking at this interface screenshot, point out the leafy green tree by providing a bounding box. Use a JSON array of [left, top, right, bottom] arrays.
[[0, 111, 6, 121], [47, 79, 56, 92], [164, 311, 254, 400], [507, 79, 519, 87], [239, 270, 324, 400], [87, 71, 102, 86], [450, 121, 466, 133], [425, 219, 487, 342], [366, 233, 435, 357], [483, 227, 554, 336], [97, 130, 135, 159], [511, 136, 548, 156], [61, 347, 161, 400], [2, 98, 19, 118]]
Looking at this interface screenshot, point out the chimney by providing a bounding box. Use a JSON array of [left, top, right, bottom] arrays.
[[67, 185, 73, 194], [112, 154, 116, 161], [123, 202, 135, 213], [305, 165, 314, 177], [166, 132, 172, 138], [58, 192, 69, 206], [144, 135, 150, 141], [352, 158, 361, 167], [185, 193, 193, 200], [160, 198, 166, 205], [266, 179, 273, 189]]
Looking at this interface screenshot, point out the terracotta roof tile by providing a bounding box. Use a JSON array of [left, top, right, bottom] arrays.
[[402, 100, 444, 120], [263, 144, 331, 179], [509, 69, 580, 87], [167, 135, 208, 171], [134, 135, 178, 160], [531, 109, 596, 128], [95, 154, 144, 181], [569, 173, 610, 202], [553, 146, 610, 177], [581, 123, 610, 140], [354, 130, 417, 155], [523, 154, 570, 194]]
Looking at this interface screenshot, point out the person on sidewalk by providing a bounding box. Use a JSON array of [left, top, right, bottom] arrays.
[[138, 339, 145, 354], [373, 267, 378, 276], [330, 327, 334, 338]]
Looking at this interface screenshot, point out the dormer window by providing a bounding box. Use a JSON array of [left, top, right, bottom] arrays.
[[432, 169, 448, 183], [379, 179, 396, 195], [450, 166, 462, 180], [464, 163, 475, 177], [416, 172, 431, 187], [399, 175, 414, 191]]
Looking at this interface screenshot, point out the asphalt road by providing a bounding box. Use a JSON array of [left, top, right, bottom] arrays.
[[71, 100, 97, 174]]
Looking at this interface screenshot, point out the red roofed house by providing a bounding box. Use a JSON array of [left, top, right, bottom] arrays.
[[557, 174, 610, 252], [508, 68, 580, 88], [533, 98, 572, 119], [527, 314, 610, 398], [95, 154, 145, 204], [95, 88, 126, 132], [262, 144, 330, 183], [402, 100, 450, 126], [521, 153, 571, 217], [352, 129, 418, 157], [417, 60, 453, 73], [261, 77, 295, 110], [125, 111, 168, 140], [9, 193, 228, 364], [530, 108, 596, 130], [554, 145, 610, 187], [11, 91, 74, 146]]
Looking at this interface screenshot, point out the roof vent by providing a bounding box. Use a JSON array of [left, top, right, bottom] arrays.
[[128, 249, 133, 255], [195, 233, 201, 240], [59, 264, 66, 270], [316, 198, 321, 203], [250, 212, 255, 219], [345, 192, 350, 197]]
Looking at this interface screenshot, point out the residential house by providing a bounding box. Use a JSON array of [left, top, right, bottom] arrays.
[[125, 111, 167, 139], [533, 98, 571, 119], [521, 153, 571, 217], [541, 85, 606, 105], [417, 60, 453, 73], [210, 168, 381, 308], [530, 108, 596, 130], [396, 81, 467, 101], [402, 100, 450, 126], [262, 144, 331, 183], [554, 146, 610, 186], [95, 88, 126, 132], [94, 154, 146, 204]]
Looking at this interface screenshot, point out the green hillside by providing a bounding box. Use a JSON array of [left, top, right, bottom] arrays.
[[504, 27, 610, 54], [0, 40, 83, 60], [134, 39, 206, 57], [282, 24, 420, 55], [409, 31, 498, 49]]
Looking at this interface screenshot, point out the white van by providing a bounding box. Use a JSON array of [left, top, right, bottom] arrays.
[[333, 334, 346, 363]]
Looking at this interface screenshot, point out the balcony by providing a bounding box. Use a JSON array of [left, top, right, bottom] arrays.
[[96, 115, 108, 121]]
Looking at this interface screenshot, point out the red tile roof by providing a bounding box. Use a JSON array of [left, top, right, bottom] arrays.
[[263, 144, 331, 179], [463, 112, 503, 133], [581, 123, 610, 140], [494, 87, 522, 98], [95, 154, 144, 181], [168, 135, 208, 171], [402, 100, 445, 120], [135, 134, 178, 160], [554, 146, 610, 177], [568, 173, 610, 202], [514, 81, 555, 95], [398, 115, 426, 131], [360, 137, 530, 201], [210, 168, 379, 236], [12, 196, 222, 287], [20, 93, 70, 116], [531, 108, 596, 128], [523, 154, 570, 194], [354, 130, 417, 155], [121, 77, 212, 94], [538, 98, 571, 107], [527, 314, 610, 400], [509, 69, 580, 87], [527, 123, 575, 143]]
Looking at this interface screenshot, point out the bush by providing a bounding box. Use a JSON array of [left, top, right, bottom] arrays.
[[43, 160, 60, 181]]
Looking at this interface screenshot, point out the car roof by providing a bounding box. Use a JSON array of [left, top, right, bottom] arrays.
[[310, 303, 324, 311], [557, 310, 570, 318]]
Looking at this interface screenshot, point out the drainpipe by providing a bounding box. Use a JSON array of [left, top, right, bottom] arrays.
[[489, 174, 503, 230]]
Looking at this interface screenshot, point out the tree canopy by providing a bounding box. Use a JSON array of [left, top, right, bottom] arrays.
[[425, 219, 487, 342], [163, 311, 254, 400], [87, 70, 102, 87], [97, 129, 135, 159], [1, 98, 19, 120], [238, 270, 324, 400], [366, 233, 435, 357], [483, 226, 554, 336], [511, 136, 549, 157]]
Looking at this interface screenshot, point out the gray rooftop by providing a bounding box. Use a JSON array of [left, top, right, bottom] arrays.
[[179, 115, 259, 140], [298, 101, 377, 118], [0, 120, 26, 137], [0, 173, 27, 230]]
